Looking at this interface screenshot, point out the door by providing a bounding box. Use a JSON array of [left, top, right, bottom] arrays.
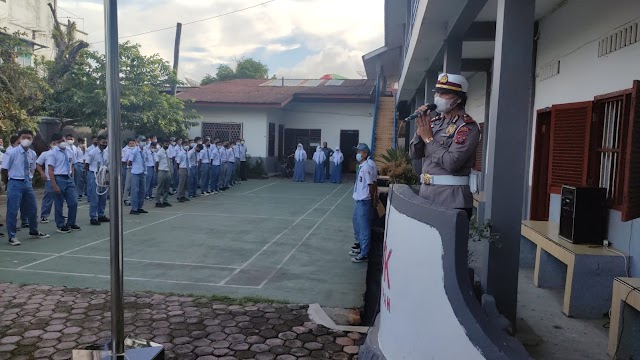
[[278, 124, 285, 161], [530, 110, 551, 220], [340, 130, 359, 173]]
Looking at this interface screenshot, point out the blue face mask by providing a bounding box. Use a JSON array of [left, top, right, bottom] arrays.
[[356, 153, 363, 162], [190, 143, 195, 148]]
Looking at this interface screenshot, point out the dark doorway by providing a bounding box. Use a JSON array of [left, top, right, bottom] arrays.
[[530, 109, 552, 220], [284, 128, 322, 159], [278, 124, 285, 161], [340, 130, 359, 173]]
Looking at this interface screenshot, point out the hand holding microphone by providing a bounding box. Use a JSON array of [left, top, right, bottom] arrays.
[[413, 104, 436, 143], [404, 103, 437, 121]]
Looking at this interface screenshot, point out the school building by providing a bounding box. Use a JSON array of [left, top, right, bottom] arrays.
[[360, 0, 640, 358], [177, 78, 391, 174]]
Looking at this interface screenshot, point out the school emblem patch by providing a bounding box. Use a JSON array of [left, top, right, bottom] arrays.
[[446, 124, 457, 135]]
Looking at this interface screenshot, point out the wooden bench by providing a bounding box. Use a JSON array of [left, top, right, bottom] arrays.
[[608, 277, 640, 358], [521, 220, 628, 318]]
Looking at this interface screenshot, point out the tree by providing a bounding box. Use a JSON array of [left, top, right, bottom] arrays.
[[200, 57, 270, 84], [0, 29, 47, 140]]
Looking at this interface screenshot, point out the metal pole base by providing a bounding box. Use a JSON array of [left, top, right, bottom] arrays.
[[72, 337, 164, 360]]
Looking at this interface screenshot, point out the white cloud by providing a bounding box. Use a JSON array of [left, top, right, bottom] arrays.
[[56, 0, 384, 80]]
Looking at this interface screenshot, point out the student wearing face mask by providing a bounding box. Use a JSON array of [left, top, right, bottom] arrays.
[[218, 141, 229, 191], [176, 140, 190, 202], [225, 142, 236, 188], [74, 138, 87, 200], [409, 73, 481, 220], [36, 141, 56, 224], [199, 139, 212, 195], [188, 144, 201, 197], [1, 130, 50, 245], [122, 138, 135, 206], [209, 141, 222, 193], [85, 135, 110, 225], [7, 135, 30, 231], [154, 139, 172, 208], [87, 136, 98, 153], [330, 147, 344, 184], [238, 138, 248, 181], [233, 140, 241, 184], [144, 142, 157, 200], [127, 136, 148, 215], [349, 143, 377, 263], [293, 144, 306, 182], [312, 146, 326, 183], [47, 133, 80, 234]]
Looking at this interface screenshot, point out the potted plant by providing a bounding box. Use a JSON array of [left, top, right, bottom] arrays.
[[378, 147, 419, 185]]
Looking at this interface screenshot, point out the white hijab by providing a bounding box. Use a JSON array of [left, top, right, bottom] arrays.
[[333, 147, 343, 165], [294, 144, 306, 161], [313, 146, 326, 164]]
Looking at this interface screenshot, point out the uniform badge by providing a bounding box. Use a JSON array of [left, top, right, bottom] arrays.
[[446, 124, 457, 135], [440, 74, 448, 84]]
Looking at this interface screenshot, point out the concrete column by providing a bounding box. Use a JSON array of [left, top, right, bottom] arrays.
[[443, 37, 463, 74], [481, 0, 535, 327]]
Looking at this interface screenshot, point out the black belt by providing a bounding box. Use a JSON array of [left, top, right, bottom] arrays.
[[55, 174, 71, 178], [9, 178, 29, 182]]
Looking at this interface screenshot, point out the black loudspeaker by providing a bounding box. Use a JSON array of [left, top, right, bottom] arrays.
[[558, 185, 607, 245]]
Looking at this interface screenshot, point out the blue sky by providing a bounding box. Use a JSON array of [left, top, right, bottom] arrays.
[[57, 0, 384, 82]]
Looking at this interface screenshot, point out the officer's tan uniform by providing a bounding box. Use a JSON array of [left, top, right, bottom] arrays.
[[409, 73, 481, 210]]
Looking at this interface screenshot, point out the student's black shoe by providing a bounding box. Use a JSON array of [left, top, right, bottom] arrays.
[[177, 198, 185, 203], [138, 209, 149, 214], [183, 197, 190, 201], [69, 224, 81, 231], [90, 219, 101, 226], [351, 255, 369, 263], [98, 216, 110, 222], [155, 203, 165, 208], [129, 210, 140, 215], [124, 200, 131, 206], [144, 196, 151, 200], [163, 202, 172, 207], [29, 232, 50, 239], [8, 238, 20, 246], [21, 223, 29, 228], [57, 226, 72, 234], [351, 243, 361, 250]]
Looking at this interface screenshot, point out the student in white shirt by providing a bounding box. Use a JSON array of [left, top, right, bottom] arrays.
[[176, 140, 190, 202], [85, 135, 110, 225], [144, 142, 157, 200], [122, 138, 136, 206], [209, 140, 222, 193], [36, 141, 55, 224], [73, 137, 87, 199], [154, 138, 172, 207], [199, 139, 212, 195], [48, 133, 80, 234], [188, 144, 201, 197], [350, 143, 377, 263]]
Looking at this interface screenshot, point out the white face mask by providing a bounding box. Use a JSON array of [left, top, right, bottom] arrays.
[[183, 146, 190, 151], [20, 139, 32, 148], [434, 96, 459, 113], [58, 142, 68, 150]]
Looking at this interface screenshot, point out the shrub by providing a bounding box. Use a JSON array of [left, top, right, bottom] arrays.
[[246, 155, 267, 179], [379, 147, 418, 185]]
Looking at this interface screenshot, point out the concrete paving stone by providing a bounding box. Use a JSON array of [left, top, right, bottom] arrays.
[[230, 342, 250, 351], [298, 333, 318, 343], [312, 327, 329, 336], [195, 357, 217, 360], [217, 314, 233, 321], [226, 333, 247, 343], [191, 338, 211, 347], [203, 319, 221, 326], [293, 326, 311, 334], [5, 328, 24, 336], [304, 342, 323, 351], [51, 312, 70, 319], [11, 356, 29, 360], [0, 344, 16, 352], [152, 321, 170, 328], [280, 313, 296, 321], [218, 357, 236, 360], [335, 337, 354, 346], [255, 352, 276, 360], [250, 343, 270, 352], [284, 339, 303, 348], [62, 326, 82, 334], [264, 312, 280, 319], [176, 353, 196, 360], [324, 342, 343, 353], [49, 319, 67, 325], [124, 325, 136, 332], [274, 355, 296, 360], [223, 326, 241, 335], [173, 337, 192, 345], [278, 331, 297, 341], [41, 332, 63, 340], [268, 319, 286, 325], [186, 317, 201, 324], [37, 339, 60, 348], [247, 310, 265, 318], [55, 342, 78, 350], [347, 332, 361, 341], [211, 340, 231, 349], [241, 329, 259, 337], [343, 345, 359, 354], [96, 330, 111, 338], [260, 329, 279, 339], [291, 347, 311, 357], [77, 335, 99, 345], [0, 313, 18, 321], [269, 345, 291, 355], [23, 303, 42, 310], [152, 328, 172, 336], [273, 324, 291, 332], [207, 332, 227, 341], [152, 335, 172, 344], [219, 319, 237, 327], [246, 335, 265, 344], [67, 314, 86, 320], [59, 334, 80, 342], [213, 348, 231, 356], [185, 310, 201, 317], [257, 323, 275, 331], [33, 347, 57, 357], [310, 350, 330, 359], [205, 325, 223, 333], [265, 337, 284, 346], [169, 316, 186, 323], [194, 346, 214, 356], [238, 321, 254, 329], [331, 353, 349, 360], [234, 315, 251, 322], [133, 326, 152, 334], [173, 344, 195, 354], [134, 320, 152, 327], [19, 337, 40, 346], [32, 317, 50, 324], [285, 319, 304, 327]]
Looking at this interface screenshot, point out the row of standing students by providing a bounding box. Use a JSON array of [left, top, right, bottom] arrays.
[[292, 144, 344, 184]]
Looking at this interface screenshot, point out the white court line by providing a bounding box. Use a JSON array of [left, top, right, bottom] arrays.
[[217, 194, 325, 199], [146, 210, 298, 220], [241, 181, 281, 195], [0, 250, 240, 269], [180, 200, 296, 207], [17, 214, 183, 270], [258, 186, 353, 288], [218, 184, 345, 286], [0, 267, 259, 289]]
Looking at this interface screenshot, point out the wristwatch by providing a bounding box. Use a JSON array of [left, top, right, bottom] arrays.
[[424, 136, 434, 143]]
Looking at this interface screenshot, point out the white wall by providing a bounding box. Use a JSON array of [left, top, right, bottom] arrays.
[[282, 102, 375, 150], [0, 0, 56, 62], [532, 0, 640, 276], [189, 106, 268, 158], [465, 72, 487, 124]]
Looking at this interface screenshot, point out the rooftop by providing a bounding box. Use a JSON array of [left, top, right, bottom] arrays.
[[177, 79, 376, 108]]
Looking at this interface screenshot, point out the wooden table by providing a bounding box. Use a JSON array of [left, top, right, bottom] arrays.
[[521, 220, 628, 318], [608, 277, 640, 358]]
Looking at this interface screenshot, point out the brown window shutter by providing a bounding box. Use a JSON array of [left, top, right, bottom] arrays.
[[621, 80, 640, 221], [548, 101, 593, 194], [473, 123, 485, 171]]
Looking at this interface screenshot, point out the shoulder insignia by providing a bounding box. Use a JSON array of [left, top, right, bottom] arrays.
[[431, 115, 443, 122], [462, 114, 475, 124]]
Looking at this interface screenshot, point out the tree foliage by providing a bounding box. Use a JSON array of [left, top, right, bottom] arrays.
[[200, 57, 269, 85], [0, 29, 47, 140]]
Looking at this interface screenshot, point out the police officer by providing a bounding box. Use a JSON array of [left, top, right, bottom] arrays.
[[409, 73, 481, 219]]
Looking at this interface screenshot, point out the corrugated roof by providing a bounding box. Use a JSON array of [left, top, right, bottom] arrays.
[[177, 79, 376, 107]]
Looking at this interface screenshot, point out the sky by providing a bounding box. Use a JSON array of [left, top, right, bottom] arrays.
[[56, 0, 384, 83]]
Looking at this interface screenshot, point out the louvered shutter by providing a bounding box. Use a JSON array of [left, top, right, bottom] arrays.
[[548, 102, 593, 194], [473, 123, 484, 171], [621, 80, 640, 221]]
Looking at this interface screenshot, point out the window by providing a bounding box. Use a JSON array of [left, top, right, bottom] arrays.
[[202, 122, 242, 141], [284, 128, 322, 159], [268, 123, 275, 157], [546, 81, 640, 221]]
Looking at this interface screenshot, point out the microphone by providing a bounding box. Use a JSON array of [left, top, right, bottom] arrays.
[[404, 104, 437, 121]]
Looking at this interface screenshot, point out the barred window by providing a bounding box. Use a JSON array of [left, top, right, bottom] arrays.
[[202, 122, 242, 142]]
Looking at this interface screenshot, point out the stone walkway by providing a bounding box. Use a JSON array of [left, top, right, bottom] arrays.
[[0, 283, 362, 359]]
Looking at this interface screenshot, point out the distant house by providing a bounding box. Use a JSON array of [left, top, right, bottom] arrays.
[[177, 78, 377, 173]]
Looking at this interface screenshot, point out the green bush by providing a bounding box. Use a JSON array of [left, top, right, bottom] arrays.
[[246, 155, 267, 179], [379, 147, 419, 185]]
